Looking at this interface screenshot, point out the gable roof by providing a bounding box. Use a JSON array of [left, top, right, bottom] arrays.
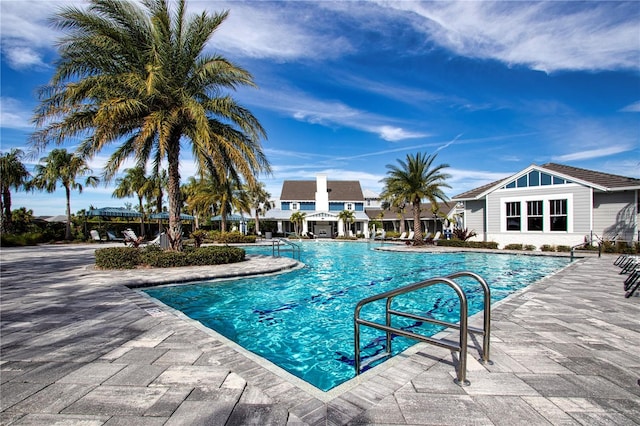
[[453, 163, 640, 201], [541, 163, 640, 190], [280, 180, 364, 201]]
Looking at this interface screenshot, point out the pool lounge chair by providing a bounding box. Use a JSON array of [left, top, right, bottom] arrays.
[[394, 232, 407, 241], [400, 231, 414, 242], [426, 231, 441, 245], [123, 229, 144, 248], [106, 230, 125, 242], [90, 230, 105, 243]]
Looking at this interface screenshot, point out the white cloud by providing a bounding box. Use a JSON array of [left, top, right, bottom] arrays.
[[620, 101, 640, 112], [379, 1, 640, 73], [0, 97, 36, 130], [552, 145, 634, 162], [195, 1, 353, 61]]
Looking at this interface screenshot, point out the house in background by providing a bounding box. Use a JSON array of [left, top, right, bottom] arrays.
[[264, 174, 370, 238], [452, 163, 640, 249]]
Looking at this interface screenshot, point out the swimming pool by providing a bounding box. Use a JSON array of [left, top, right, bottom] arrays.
[[143, 241, 570, 391]]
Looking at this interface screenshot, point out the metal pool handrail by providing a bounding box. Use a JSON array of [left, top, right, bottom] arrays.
[[272, 238, 301, 260], [353, 271, 492, 386]]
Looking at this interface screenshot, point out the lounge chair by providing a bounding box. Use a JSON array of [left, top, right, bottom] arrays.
[[427, 231, 441, 245], [400, 231, 414, 242], [625, 270, 640, 298], [90, 230, 105, 243], [423, 232, 432, 242], [123, 229, 144, 248], [147, 232, 164, 247], [106, 230, 124, 242], [394, 232, 407, 241]]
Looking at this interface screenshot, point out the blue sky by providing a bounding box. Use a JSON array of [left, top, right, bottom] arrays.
[[1, 0, 639, 216]]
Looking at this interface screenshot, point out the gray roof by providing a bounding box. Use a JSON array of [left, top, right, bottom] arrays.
[[453, 163, 640, 200], [280, 180, 364, 201]]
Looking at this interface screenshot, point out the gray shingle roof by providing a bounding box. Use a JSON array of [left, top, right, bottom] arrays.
[[452, 163, 640, 200], [541, 163, 640, 189], [280, 180, 364, 201]]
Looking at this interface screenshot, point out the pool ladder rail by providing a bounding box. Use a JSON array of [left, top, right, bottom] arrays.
[[272, 238, 302, 260], [354, 271, 493, 386]]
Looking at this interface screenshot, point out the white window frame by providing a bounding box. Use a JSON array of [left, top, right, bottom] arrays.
[[291, 202, 299, 211], [500, 193, 573, 233]]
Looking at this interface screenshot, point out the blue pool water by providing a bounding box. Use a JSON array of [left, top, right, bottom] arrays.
[[144, 241, 570, 391]]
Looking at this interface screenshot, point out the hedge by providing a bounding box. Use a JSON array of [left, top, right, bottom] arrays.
[[95, 245, 245, 269], [209, 231, 257, 244], [435, 239, 499, 249]]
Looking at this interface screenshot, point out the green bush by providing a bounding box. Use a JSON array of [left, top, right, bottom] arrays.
[[210, 231, 256, 244], [95, 245, 246, 269], [556, 245, 571, 252], [436, 239, 498, 249], [95, 247, 142, 269], [540, 244, 555, 252], [0, 232, 46, 247], [385, 231, 400, 239], [504, 243, 524, 250], [524, 244, 536, 251]]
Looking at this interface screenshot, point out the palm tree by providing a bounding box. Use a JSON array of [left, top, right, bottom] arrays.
[[31, 0, 270, 250], [0, 149, 30, 233], [246, 182, 273, 235], [337, 210, 355, 237], [112, 167, 149, 237], [380, 152, 451, 245], [188, 172, 249, 233], [31, 149, 98, 240], [290, 211, 306, 237]]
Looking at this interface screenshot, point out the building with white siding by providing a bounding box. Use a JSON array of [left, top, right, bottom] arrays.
[[452, 163, 640, 249]]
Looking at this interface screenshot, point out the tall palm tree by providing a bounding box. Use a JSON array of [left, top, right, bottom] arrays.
[[31, 149, 98, 240], [246, 182, 273, 235], [0, 149, 30, 233], [380, 152, 451, 245], [290, 211, 306, 237], [31, 0, 270, 250], [337, 209, 355, 237], [188, 172, 248, 233], [112, 167, 149, 237]]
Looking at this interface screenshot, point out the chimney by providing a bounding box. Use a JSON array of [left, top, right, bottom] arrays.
[[315, 174, 329, 211]]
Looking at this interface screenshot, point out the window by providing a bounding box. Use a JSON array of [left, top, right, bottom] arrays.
[[291, 203, 299, 210], [527, 200, 543, 231], [346, 203, 353, 210], [506, 202, 521, 231], [549, 199, 567, 231]]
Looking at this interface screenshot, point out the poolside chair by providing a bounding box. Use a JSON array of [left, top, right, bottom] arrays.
[[146, 232, 165, 247], [123, 229, 144, 248], [625, 270, 640, 298], [422, 232, 433, 242], [427, 231, 441, 245], [400, 231, 414, 242], [106, 230, 125, 242], [394, 232, 407, 241], [90, 230, 105, 243]]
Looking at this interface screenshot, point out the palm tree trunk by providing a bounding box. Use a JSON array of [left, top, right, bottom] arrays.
[[2, 187, 12, 232], [65, 185, 72, 241], [167, 140, 182, 251], [413, 200, 424, 245], [138, 196, 145, 237]]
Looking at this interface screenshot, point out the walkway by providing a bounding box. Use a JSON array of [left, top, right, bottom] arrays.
[[1, 243, 638, 425]]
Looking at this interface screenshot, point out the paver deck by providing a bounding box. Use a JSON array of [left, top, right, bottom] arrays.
[[1, 242, 639, 425]]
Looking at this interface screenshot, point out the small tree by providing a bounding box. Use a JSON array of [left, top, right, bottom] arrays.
[[0, 149, 30, 233], [31, 149, 98, 240], [337, 210, 356, 237], [290, 211, 306, 237]]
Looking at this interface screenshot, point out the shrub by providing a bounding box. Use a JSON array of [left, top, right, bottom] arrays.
[[95, 245, 245, 269], [95, 247, 142, 269], [211, 231, 256, 244], [540, 244, 555, 252], [504, 243, 524, 250], [385, 231, 400, 239], [0, 232, 45, 247], [190, 229, 208, 248], [556, 245, 571, 252], [524, 244, 536, 251], [436, 240, 498, 249], [452, 228, 477, 241]]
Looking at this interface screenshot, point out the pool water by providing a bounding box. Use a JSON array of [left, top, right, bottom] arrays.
[[144, 241, 570, 391]]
